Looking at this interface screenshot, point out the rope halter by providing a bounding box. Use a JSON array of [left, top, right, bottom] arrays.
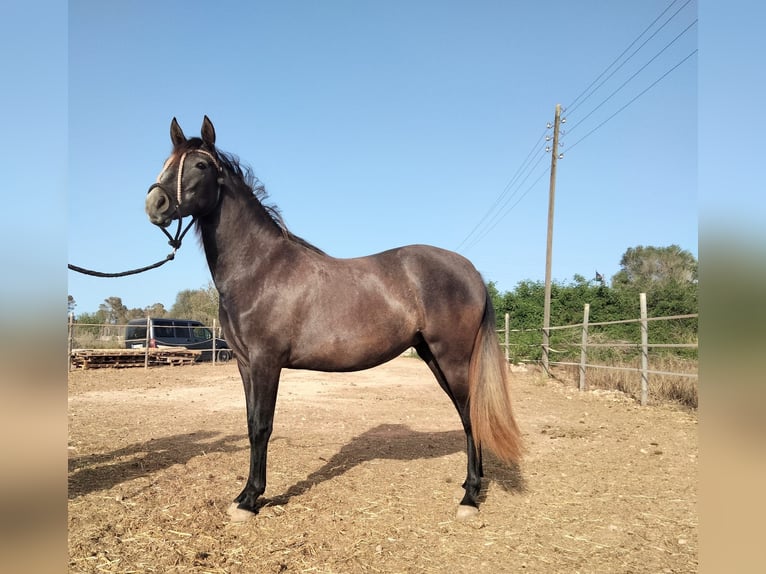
[[156, 148, 224, 207], [149, 148, 225, 249]]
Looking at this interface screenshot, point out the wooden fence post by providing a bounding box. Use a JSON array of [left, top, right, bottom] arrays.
[[504, 312, 510, 364], [640, 293, 649, 406], [68, 313, 74, 372], [579, 303, 590, 391], [212, 318, 217, 365], [144, 316, 151, 369]]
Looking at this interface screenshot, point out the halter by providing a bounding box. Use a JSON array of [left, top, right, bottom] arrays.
[[68, 148, 224, 278], [150, 148, 225, 249], [158, 148, 223, 206]]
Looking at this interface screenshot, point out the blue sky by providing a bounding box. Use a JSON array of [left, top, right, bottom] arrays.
[[67, 0, 698, 316]]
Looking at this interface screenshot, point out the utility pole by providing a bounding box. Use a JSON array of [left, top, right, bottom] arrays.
[[542, 103, 562, 376]]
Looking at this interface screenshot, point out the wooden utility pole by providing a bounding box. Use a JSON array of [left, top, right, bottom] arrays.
[[542, 103, 562, 376]]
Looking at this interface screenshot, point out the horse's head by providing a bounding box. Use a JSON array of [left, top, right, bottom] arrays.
[[145, 116, 224, 228]]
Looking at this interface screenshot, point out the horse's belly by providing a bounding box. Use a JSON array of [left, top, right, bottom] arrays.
[[287, 328, 416, 372]]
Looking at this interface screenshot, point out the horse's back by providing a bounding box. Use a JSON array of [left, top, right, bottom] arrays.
[[283, 244, 488, 371]]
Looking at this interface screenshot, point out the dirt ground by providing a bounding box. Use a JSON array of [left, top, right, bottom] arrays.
[[68, 356, 697, 573]]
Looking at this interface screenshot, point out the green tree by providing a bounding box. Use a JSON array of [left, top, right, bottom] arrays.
[[612, 245, 697, 291], [169, 282, 220, 325], [611, 245, 698, 345], [487, 281, 503, 320], [142, 303, 168, 318], [73, 310, 107, 339], [504, 280, 545, 330], [125, 307, 146, 321], [76, 310, 107, 324], [487, 243, 698, 363], [99, 297, 129, 325]]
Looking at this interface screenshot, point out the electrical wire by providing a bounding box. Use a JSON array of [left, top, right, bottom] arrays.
[[455, 126, 549, 252], [566, 49, 697, 154], [565, 0, 691, 115], [567, 4, 695, 122], [454, 0, 697, 253], [460, 156, 551, 253], [565, 18, 697, 136]]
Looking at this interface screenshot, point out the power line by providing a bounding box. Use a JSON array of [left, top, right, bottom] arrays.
[[460, 158, 551, 253], [455, 1, 697, 253], [455, 126, 549, 252], [566, 2, 695, 120], [565, 0, 691, 115], [566, 49, 697, 153], [459, 150, 549, 252], [566, 18, 697, 136], [457, 127, 548, 250]]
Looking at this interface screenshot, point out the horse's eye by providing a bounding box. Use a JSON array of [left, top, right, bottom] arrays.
[[195, 161, 207, 170]]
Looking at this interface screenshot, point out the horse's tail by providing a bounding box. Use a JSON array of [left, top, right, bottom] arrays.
[[468, 291, 524, 465]]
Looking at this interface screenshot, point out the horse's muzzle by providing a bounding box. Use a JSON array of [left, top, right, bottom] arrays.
[[145, 184, 177, 228]]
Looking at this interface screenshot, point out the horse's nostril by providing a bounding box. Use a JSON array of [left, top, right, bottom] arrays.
[[146, 187, 174, 221], [149, 191, 170, 213]]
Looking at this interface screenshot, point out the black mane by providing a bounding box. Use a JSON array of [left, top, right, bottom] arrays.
[[178, 138, 325, 255]]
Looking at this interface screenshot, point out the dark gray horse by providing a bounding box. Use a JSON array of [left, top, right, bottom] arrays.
[[145, 116, 523, 521]]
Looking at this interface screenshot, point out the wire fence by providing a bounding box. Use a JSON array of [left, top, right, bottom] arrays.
[[497, 293, 697, 406], [69, 294, 697, 407]]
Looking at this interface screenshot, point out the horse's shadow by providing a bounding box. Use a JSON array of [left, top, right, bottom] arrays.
[[68, 424, 525, 506], [262, 423, 526, 510], [67, 430, 248, 498]]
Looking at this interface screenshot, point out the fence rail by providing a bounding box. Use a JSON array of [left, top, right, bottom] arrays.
[[497, 292, 697, 406], [547, 313, 698, 330], [67, 316, 228, 371]]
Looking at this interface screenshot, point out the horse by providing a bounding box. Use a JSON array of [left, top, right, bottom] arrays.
[[144, 116, 523, 521]]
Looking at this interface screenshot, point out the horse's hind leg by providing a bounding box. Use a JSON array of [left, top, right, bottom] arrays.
[[415, 340, 482, 519]]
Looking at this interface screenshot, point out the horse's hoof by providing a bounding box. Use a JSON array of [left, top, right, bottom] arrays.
[[227, 502, 256, 522], [456, 504, 479, 521]]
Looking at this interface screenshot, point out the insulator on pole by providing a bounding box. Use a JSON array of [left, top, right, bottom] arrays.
[[545, 146, 551, 152]]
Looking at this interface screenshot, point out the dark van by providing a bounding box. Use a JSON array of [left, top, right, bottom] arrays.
[[124, 318, 232, 362]]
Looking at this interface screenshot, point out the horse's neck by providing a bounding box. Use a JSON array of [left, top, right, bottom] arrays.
[[199, 189, 287, 282]]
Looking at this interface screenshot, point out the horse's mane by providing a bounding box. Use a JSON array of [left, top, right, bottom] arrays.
[[178, 138, 326, 255]]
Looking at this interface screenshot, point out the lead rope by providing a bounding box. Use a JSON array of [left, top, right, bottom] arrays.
[[68, 149, 221, 278], [67, 216, 196, 278], [67, 252, 179, 278]]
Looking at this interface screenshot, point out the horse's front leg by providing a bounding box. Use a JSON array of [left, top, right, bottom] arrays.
[[228, 360, 281, 521]]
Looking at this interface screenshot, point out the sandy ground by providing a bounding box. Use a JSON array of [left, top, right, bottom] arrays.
[[68, 356, 697, 573]]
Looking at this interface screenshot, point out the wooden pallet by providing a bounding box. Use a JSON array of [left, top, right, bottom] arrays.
[[70, 348, 202, 369]]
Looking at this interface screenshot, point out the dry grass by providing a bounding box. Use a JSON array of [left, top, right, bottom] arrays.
[[559, 355, 698, 409]]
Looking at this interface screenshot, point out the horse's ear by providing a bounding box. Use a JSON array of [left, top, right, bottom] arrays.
[[170, 117, 186, 147], [201, 116, 216, 147]]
